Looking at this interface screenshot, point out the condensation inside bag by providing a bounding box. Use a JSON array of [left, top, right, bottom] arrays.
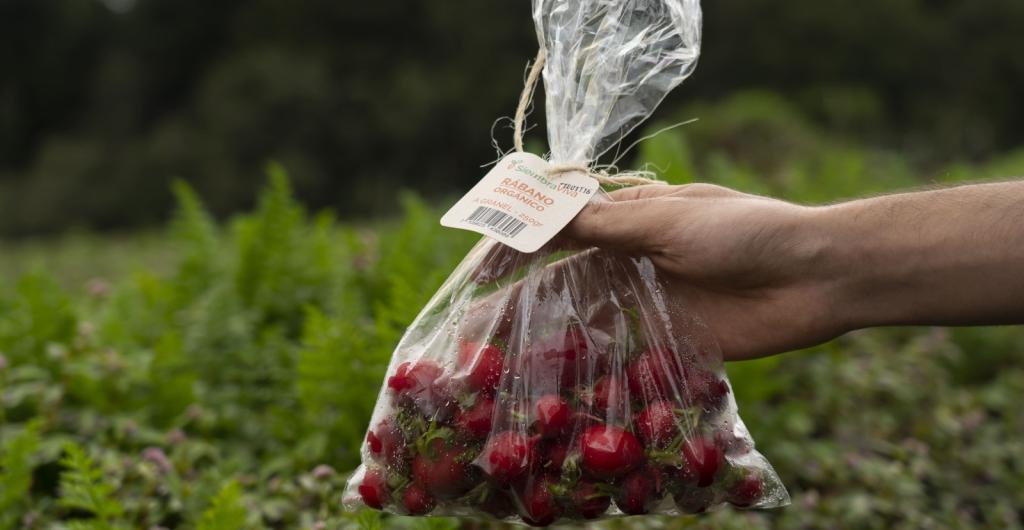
[[344, 0, 789, 524]]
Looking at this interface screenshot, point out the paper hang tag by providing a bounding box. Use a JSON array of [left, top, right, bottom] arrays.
[[441, 153, 600, 253]]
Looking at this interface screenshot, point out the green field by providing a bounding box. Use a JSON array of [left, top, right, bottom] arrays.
[[2, 95, 1024, 530]]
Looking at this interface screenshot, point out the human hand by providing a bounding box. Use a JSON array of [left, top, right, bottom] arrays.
[[564, 184, 845, 361], [563, 180, 1024, 360]]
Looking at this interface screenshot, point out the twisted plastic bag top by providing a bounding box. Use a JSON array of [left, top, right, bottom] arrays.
[[535, 0, 701, 164]]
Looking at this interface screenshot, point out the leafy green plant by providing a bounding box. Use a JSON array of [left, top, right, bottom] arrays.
[[196, 481, 247, 530], [0, 272, 77, 366], [353, 509, 382, 530], [0, 420, 41, 529], [58, 442, 125, 529]]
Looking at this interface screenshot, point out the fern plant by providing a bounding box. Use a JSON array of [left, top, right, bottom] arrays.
[[0, 272, 77, 366], [234, 162, 339, 335], [365, 193, 476, 347], [196, 480, 247, 530], [58, 442, 125, 529], [296, 307, 386, 468], [171, 178, 222, 298], [0, 421, 41, 529]]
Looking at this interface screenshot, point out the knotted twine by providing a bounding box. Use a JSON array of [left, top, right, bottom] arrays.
[[512, 49, 665, 188]]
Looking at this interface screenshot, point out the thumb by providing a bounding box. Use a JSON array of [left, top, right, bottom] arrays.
[[563, 198, 665, 253]]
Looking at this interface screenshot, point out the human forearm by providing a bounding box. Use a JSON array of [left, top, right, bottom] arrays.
[[818, 181, 1024, 330]]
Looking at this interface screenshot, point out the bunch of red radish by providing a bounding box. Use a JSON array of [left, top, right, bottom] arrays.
[[355, 327, 770, 526]]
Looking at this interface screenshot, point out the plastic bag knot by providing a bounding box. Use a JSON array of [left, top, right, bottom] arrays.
[[515, 50, 664, 189]]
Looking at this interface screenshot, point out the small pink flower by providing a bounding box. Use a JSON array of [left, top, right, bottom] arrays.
[[142, 447, 173, 474], [312, 464, 336, 480], [86, 278, 111, 298], [166, 428, 187, 445]]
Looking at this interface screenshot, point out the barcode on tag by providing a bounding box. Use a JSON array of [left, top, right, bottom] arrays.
[[466, 206, 528, 237], [441, 152, 599, 253]]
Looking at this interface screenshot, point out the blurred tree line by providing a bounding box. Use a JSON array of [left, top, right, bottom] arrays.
[[1, 0, 1023, 236]]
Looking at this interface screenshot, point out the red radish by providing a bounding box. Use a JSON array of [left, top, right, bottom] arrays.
[[681, 437, 723, 487], [455, 395, 495, 440], [387, 361, 442, 394], [570, 480, 611, 519], [613, 469, 659, 515], [429, 377, 458, 419], [364, 321, 761, 523], [478, 431, 532, 485], [591, 375, 627, 413], [579, 425, 644, 479], [532, 395, 571, 438], [712, 428, 746, 455], [516, 475, 563, 527], [411, 438, 475, 499], [728, 472, 764, 507], [527, 327, 593, 391], [401, 483, 435, 515], [457, 342, 505, 394], [674, 486, 715, 514], [634, 401, 680, 448], [686, 368, 730, 409], [561, 326, 598, 377], [366, 418, 405, 467], [625, 348, 685, 402], [387, 360, 453, 419], [357, 468, 388, 509]]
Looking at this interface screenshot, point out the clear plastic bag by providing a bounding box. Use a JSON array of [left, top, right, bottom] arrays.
[[344, 0, 789, 524]]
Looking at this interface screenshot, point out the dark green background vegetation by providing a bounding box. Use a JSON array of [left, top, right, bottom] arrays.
[[2, 0, 1023, 235], [2, 1, 1024, 529]]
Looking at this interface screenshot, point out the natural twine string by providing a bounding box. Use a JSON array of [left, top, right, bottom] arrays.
[[513, 49, 665, 188]]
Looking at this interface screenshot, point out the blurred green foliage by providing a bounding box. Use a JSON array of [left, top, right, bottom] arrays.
[[2, 0, 1024, 235], [2, 94, 1024, 528]]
